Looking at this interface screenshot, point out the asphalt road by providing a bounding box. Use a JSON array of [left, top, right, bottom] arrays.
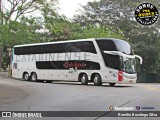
[[0, 72, 160, 120]]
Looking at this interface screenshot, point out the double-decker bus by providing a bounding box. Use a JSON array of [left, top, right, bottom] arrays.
[[12, 38, 142, 86]]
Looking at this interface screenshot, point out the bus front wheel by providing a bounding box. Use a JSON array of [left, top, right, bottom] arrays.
[[93, 74, 102, 86], [80, 74, 88, 85], [31, 72, 38, 82]]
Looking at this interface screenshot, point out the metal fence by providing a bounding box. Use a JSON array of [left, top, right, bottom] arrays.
[[137, 73, 160, 83]]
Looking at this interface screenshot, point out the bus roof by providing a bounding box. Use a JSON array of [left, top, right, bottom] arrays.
[[14, 38, 95, 47], [95, 38, 127, 43], [14, 38, 126, 48]]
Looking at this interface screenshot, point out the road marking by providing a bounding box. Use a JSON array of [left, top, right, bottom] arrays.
[[143, 86, 160, 91]]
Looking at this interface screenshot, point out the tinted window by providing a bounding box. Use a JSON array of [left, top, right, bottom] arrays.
[[96, 40, 117, 52], [65, 41, 96, 53], [96, 39, 133, 55], [96, 39, 120, 70], [114, 40, 133, 55], [102, 54, 120, 70], [36, 61, 100, 70], [13, 63, 18, 69], [14, 41, 97, 55]]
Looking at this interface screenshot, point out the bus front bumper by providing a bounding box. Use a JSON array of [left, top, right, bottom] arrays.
[[118, 73, 137, 84]]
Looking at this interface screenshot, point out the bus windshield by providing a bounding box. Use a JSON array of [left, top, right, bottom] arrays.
[[121, 58, 136, 74], [102, 51, 137, 74], [96, 39, 137, 74]]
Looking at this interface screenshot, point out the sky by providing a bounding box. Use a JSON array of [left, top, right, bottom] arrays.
[[58, 0, 96, 18], [1, 0, 97, 20]]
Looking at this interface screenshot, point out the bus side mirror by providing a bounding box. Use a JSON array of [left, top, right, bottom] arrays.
[[134, 55, 143, 64]]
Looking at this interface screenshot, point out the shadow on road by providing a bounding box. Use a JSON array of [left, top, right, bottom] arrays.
[[10, 78, 134, 88], [52, 81, 134, 88]]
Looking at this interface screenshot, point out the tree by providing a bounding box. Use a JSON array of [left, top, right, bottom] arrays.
[[73, 0, 160, 73], [0, 0, 58, 70], [70, 24, 124, 40], [41, 5, 123, 42], [0, 0, 58, 46], [0, 0, 57, 24]]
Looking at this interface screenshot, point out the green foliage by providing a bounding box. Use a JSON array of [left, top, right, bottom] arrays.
[[1, 0, 159, 74], [70, 24, 124, 40], [74, 0, 160, 73], [0, 17, 43, 47], [2, 45, 9, 70], [0, 0, 57, 69]]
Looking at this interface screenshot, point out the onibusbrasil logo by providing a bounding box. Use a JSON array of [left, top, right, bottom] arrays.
[[109, 106, 114, 111], [135, 3, 159, 25]]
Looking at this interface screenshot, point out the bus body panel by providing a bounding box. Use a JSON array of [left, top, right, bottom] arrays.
[[12, 38, 139, 84]]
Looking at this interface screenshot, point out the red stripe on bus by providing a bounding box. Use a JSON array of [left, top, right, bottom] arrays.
[[118, 71, 123, 81]]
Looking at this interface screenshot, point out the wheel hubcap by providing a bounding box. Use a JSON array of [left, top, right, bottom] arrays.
[[32, 74, 36, 81], [94, 77, 98, 83], [81, 76, 85, 83], [25, 74, 29, 80]]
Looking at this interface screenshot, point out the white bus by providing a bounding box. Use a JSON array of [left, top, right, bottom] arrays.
[[12, 38, 142, 86]]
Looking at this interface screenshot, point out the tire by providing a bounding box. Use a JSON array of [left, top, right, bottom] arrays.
[[80, 74, 88, 85], [23, 73, 30, 81], [31, 72, 38, 82], [109, 83, 116, 87], [93, 74, 102, 86]]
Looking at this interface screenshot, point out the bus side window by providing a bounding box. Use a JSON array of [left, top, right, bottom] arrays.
[[13, 63, 18, 69]]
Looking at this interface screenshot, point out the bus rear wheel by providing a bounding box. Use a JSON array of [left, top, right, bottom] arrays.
[[93, 74, 102, 86], [23, 72, 30, 81], [109, 83, 116, 87], [31, 72, 38, 82], [80, 74, 88, 85]]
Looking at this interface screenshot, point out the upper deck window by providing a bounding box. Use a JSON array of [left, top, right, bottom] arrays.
[[14, 41, 97, 55], [96, 39, 133, 55]]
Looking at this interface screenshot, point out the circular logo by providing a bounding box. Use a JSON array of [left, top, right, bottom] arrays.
[[135, 3, 159, 25], [109, 106, 114, 111], [136, 106, 141, 110]]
